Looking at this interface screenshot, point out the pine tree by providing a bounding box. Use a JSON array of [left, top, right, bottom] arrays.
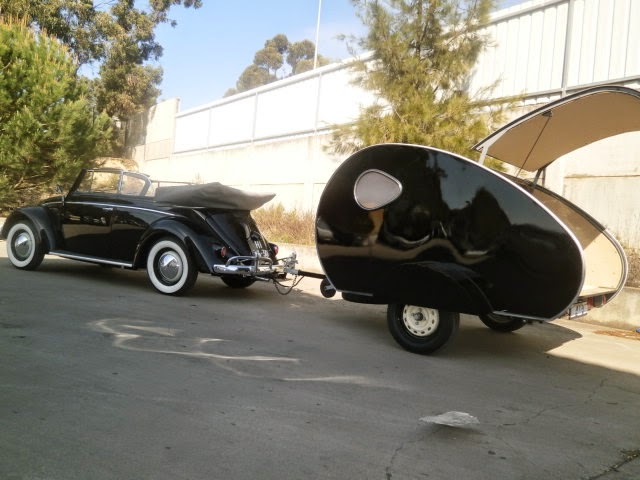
[[0, 19, 112, 210], [331, 0, 503, 160]]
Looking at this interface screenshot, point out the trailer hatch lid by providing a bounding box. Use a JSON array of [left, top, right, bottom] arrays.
[[473, 85, 640, 173]]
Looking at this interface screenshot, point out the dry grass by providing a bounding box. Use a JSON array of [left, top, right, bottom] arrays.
[[595, 330, 640, 341], [625, 248, 640, 288], [253, 203, 316, 245]]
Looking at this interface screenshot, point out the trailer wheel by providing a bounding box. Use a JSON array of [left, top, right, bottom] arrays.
[[479, 313, 527, 332], [387, 304, 459, 354], [221, 276, 256, 289]]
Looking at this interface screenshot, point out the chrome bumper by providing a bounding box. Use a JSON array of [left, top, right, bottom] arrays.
[[213, 252, 297, 278]]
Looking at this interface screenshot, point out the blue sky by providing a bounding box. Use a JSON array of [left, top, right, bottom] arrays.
[[154, 0, 527, 111]]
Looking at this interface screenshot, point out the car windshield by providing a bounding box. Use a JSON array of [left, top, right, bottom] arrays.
[[76, 170, 153, 197]]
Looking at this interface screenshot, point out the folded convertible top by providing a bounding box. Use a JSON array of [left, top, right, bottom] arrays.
[[155, 182, 275, 210]]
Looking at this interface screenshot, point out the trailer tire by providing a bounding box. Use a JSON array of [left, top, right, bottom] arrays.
[[387, 304, 459, 354]]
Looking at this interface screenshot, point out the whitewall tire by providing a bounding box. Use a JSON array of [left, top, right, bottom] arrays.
[[146, 237, 197, 295], [6, 220, 44, 270]]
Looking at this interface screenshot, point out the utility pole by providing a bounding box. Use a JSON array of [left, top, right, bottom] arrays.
[[313, 0, 323, 69]]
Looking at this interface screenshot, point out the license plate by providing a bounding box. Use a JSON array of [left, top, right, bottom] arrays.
[[568, 302, 589, 319]]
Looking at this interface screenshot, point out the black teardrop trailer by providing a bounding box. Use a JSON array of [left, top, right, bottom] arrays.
[[310, 85, 635, 354]]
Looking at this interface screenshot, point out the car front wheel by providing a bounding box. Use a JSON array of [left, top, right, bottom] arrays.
[[6, 220, 45, 270], [146, 237, 197, 295], [387, 304, 459, 354]]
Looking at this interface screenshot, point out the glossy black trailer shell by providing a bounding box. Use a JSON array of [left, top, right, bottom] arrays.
[[316, 144, 585, 320]]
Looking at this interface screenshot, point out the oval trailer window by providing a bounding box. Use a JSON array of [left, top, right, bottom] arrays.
[[354, 169, 403, 210]]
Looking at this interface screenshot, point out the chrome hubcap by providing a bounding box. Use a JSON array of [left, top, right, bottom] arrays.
[[402, 305, 439, 337], [13, 232, 33, 259], [158, 251, 182, 283]]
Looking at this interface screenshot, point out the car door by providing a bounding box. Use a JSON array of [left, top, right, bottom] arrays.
[[109, 172, 160, 263], [61, 170, 119, 258]]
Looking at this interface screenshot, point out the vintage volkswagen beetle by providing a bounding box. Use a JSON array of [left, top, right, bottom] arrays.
[[316, 85, 634, 354], [2, 168, 295, 294]]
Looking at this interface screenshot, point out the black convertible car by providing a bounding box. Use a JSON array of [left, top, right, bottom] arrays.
[[2, 168, 296, 294]]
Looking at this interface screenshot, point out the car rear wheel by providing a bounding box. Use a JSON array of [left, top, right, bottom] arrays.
[[387, 304, 459, 354], [6, 220, 45, 270], [221, 275, 256, 289], [147, 237, 197, 295], [479, 313, 527, 332]]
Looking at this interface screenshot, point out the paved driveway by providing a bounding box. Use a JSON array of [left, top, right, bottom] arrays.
[[1, 244, 639, 479]]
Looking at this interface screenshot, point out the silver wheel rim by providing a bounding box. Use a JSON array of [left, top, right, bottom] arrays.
[[13, 231, 33, 260], [402, 305, 439, 337], [157, 251, 183, 284]]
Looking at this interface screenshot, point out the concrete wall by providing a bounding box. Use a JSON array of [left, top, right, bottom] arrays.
[[144, 132, 340, 211], [130, 98, 179, 167], [554, 133, 640, 248]]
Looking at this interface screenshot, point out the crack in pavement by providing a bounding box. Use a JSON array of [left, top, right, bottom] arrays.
[[585, 449, 640, 480]]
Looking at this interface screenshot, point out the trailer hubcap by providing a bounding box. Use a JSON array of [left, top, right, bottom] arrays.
[[402, 305, 439, 337], [158, 251, 183, 283]]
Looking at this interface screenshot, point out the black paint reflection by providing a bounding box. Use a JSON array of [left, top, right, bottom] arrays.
[[317, 144, 584, 319]]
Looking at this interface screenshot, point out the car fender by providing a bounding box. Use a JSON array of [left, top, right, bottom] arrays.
[[134, 218, 217, 273], [1, 207, 58, 252]]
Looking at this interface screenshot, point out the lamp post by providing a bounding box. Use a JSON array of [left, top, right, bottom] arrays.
[[313, 0, 322, 69]]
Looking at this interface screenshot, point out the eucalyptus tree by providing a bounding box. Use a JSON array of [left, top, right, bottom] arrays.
[[0, 0, 202, 152]]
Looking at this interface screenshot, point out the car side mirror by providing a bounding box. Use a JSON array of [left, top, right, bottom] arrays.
[[55, 185, 66, 204]]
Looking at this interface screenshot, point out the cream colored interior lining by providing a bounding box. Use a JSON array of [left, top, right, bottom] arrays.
[[530, 188, 624, 297]]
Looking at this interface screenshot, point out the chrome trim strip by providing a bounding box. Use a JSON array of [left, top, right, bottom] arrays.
[[63, 201, 176, 217], [50, 250, 133, 268]]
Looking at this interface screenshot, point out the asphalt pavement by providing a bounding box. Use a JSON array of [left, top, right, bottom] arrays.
[[1, 244, 640, 479]]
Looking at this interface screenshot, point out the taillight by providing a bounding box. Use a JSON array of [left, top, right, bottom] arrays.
[[217, 246, 228, 258], [269, 243, 279, 255]]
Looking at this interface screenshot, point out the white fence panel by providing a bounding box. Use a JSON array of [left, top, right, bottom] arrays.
[[471, 0, 569, 98], [208, 96, 255, 146], [316, 66, 376, 128], [254, 79, 319, 138], [626, 0, 640, 77], [173, 109, 209, 152]]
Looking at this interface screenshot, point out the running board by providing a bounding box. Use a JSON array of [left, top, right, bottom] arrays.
[[49, 250, 133, 268]]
